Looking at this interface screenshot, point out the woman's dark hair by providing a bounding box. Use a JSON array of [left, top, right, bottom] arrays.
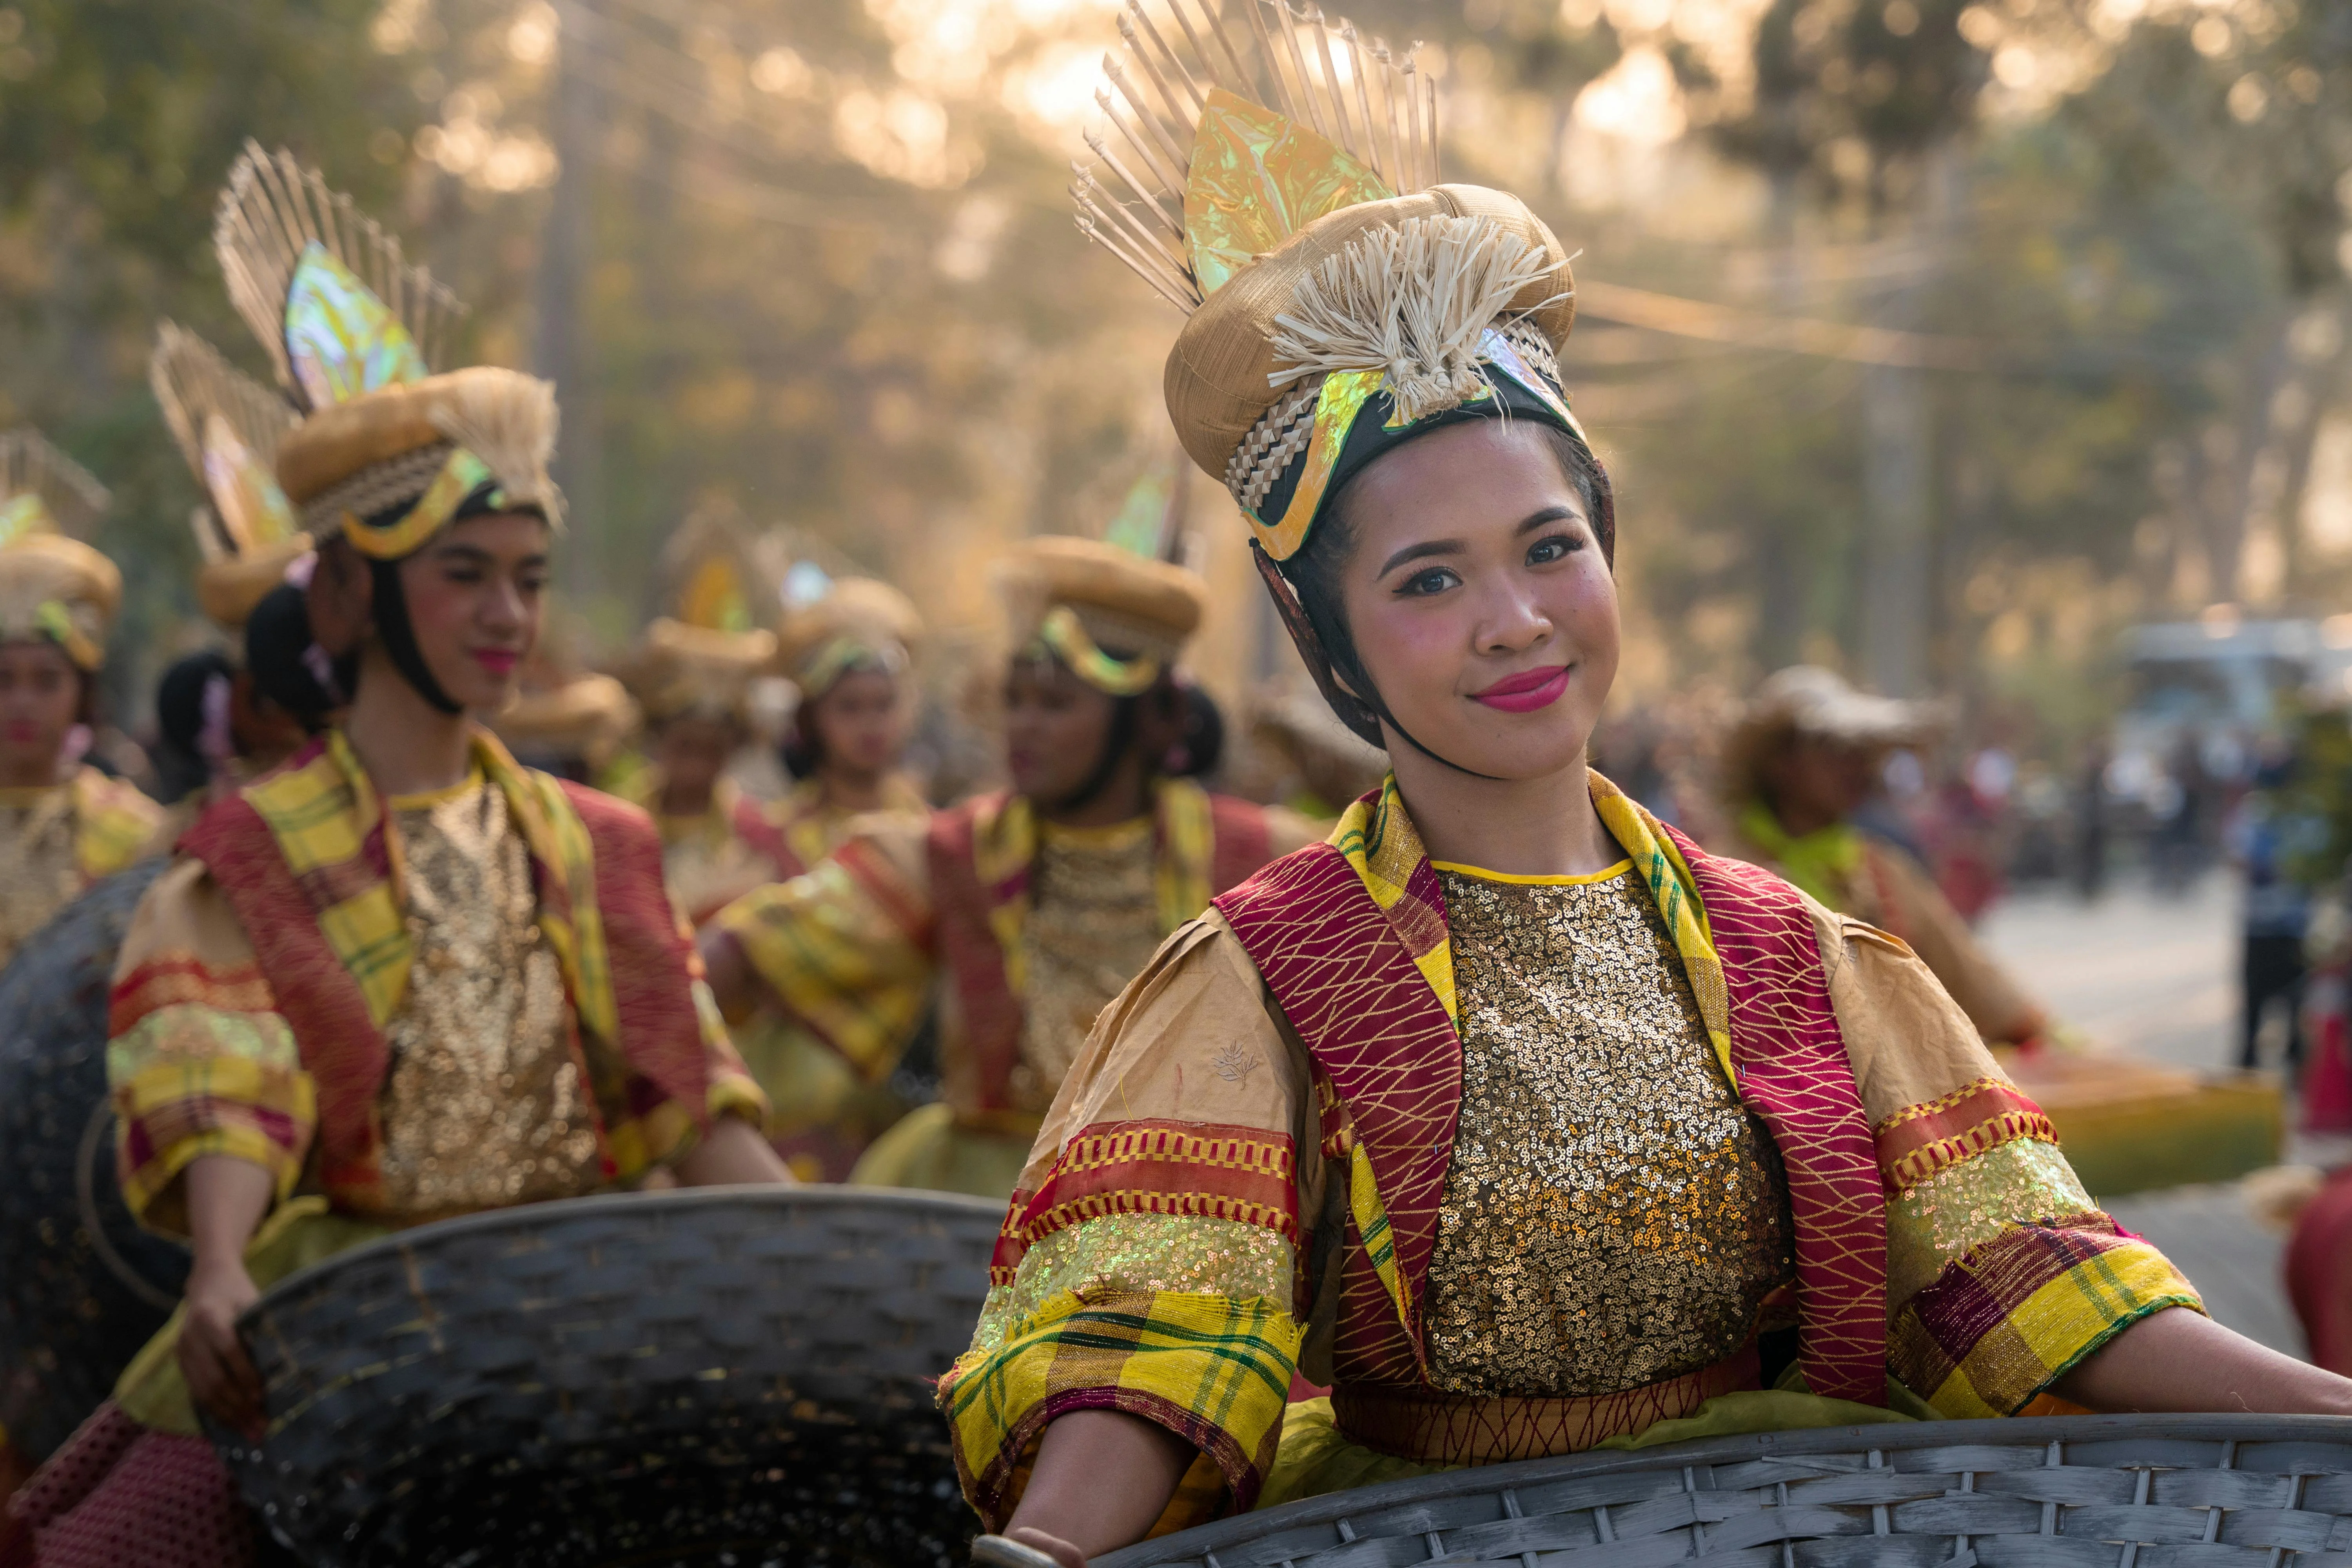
[[781, 688, 826, 780], [1278, 419, 1613, 753], [152, 649, 236, 804], [1165, 680, 1223, 780], [244, 582, 348, 734]]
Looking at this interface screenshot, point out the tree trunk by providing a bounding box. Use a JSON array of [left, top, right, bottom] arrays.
[[535, 34, 601, 601]]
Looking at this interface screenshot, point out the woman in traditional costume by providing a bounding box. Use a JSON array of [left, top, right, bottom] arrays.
[[937, 11, 2352, 1563], [1715, 664, 2044, 1048], [10, 146, 783, 1568], [702, 536, 1321, 1199], [0, 430, 167, 969], [772, 573, 929, 872]]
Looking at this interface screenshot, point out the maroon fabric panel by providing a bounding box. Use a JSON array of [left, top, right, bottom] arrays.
[[926, 799, 1024, 1114]]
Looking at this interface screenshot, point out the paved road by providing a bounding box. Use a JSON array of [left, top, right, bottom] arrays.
[[1979, 871, 2319, 1357]]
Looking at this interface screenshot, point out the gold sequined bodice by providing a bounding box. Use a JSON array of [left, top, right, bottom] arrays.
[[0, 785, 79, 969], [1425, 862, 1794, 1398], [372, 776, 601, 1223], [1011, 817, 1162, 1113]]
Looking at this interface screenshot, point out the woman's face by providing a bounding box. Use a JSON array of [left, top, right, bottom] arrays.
[[1003, 656, 1120, 804], [392, 510, 549, 712], [0, 640, 80, 780], [1332, 419, 1619, 781], [653, 713, 739, 804], [809, 668, 910, 778]]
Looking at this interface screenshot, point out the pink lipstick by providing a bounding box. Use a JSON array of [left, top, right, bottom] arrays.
[[1470, 665, 1570, 713], [471, 649, 520, 676]]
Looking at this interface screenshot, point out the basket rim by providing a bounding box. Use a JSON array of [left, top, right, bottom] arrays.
[[1093, 1412, 2352, 1568], [237, 1182, 1004, 1331]]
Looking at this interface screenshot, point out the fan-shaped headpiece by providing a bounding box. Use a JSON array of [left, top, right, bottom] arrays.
[[212, 142, 560, 562], [1074, 0, 1593, 566], [0, 429, 120, 669], [149, 321, 309, 627]]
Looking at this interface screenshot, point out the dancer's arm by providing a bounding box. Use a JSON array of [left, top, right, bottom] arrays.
[[178, 1155, 276, 1437], [2055, 1305, 2352, 1414], [673, 1110, 795, 1186], [1000, 1410, 1196, 1568]]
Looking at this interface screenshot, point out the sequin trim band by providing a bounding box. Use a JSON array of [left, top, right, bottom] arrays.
[[1331, 1342, 1762, 1465], [990, 1118, 1299, 1284], [1876, 1076, 2058, 1192]]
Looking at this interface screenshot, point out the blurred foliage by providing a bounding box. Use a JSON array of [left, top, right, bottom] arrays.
[[3, 0, 2352, 771]]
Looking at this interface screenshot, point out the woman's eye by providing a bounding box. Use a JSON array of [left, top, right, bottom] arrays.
[[1399, 567, 1460, 597], [1527, 534, 1578, 566]]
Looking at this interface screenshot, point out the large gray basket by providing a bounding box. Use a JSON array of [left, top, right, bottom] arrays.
[[1095, 1414, 2352, 1568], [214, 1186, 996, 1568]]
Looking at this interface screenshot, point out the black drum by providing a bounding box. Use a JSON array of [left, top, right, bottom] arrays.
[[0, 859, 187, 1461], [1090, 1412, 2352, 1568], [215, 1186, 997, 1567]]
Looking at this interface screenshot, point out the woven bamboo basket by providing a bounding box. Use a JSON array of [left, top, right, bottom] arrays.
[[212, 1186, 998, 1568], [0, 860, 185, 1460], [1093, 1414, 2352, 1568]]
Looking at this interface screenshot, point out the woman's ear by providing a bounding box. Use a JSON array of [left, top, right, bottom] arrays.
[[303, 540, 373, 657]]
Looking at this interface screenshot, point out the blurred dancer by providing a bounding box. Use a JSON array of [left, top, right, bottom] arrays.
[[14, 146, 782, 1568], [613, 520, 794, 926], [1716, 665, 2045, 1047], [702, 537, 1321, 1199], [492, 666, 638, 784], [773, 574, 929, 870], [0, 430, 165, 970]]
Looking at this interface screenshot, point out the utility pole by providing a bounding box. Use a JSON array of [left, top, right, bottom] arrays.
[[535, 12, 601, 602]]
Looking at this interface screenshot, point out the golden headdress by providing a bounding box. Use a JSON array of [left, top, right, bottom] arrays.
[[212, 142, 560, 560], [494, 671, 641, 773], [776, 574, 924, 700], [149, 321, 307, 627], [997, 535, 1204, 698], [0, 429, 120, 670], [621, 506, 779, 724], [1077, 1, 1592, 560], [1074, 1, 1606, 744]]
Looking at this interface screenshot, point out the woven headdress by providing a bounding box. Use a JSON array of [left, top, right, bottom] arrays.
[[776, 573, 924, 700], [213, 141, 560, 560], [149, 321, 307, 627], [1077, 2, 1596, 559], [621, 506, 778, 723], [996, 535, 1204, 698], [0, 430, 120, 670]]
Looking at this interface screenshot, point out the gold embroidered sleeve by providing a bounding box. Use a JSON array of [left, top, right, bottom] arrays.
[[970, 1212, 1296, 1356]]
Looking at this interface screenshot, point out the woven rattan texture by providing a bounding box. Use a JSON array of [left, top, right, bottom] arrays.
[[214, 1187, 996, 1568], [1096, 1415, 2352, 1568], [0, 860, 187, 1461]]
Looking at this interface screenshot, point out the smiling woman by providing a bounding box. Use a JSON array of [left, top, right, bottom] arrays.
[[939, 6, 2352, 1565]]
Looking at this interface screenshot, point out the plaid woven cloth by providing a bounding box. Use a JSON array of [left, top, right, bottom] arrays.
[[939, 1287, 1304, 1533], [71, 766, 166, 883], [114, 728, 763, 1227]]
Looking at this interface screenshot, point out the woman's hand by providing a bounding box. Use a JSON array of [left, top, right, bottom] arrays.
[[999, 1408, 1196, 1565], [697, 928, 765, 1025], [672, 1112, 795, 1186], [178, 1255, 265, 1438], [1003, 1527, 1087, 1568]]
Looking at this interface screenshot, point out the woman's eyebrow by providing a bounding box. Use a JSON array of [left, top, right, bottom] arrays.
[[1515, 505, 1581, 536], [1378, 537, 1465, 575]]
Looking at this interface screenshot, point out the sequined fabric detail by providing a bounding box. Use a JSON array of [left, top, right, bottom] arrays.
[[0, 784, 80, 969], [1426, 866, 1795, 1397], [1011, 818, 1163, 1114], [373, 779, 599, 1222], [1886, 1136, 2099, 1308], [970, 1212, 1296, 1356]]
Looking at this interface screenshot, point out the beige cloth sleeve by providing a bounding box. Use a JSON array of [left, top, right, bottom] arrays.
[[1864, 841, 2043, 1046], [1800, 893, 2018, 1126]]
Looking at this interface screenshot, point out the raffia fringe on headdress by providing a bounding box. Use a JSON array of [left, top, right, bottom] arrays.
[[1268, 214, 1568, 426], [427, 372, 564, 528]]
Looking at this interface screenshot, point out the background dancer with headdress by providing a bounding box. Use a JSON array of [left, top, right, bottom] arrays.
[[1715, 664, 2046, 1049], [940, 10, 2352, 1563], [10, 145, 785, 1568], [703, 535, 1321, 1200], [772, 572, 929, 872], [0, 430, 165, 970]]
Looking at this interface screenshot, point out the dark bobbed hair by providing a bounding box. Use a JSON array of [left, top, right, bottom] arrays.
[[244, 581, 348, 734], [1275, 419, 1613, 751], [152, 648, 237, 804]]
